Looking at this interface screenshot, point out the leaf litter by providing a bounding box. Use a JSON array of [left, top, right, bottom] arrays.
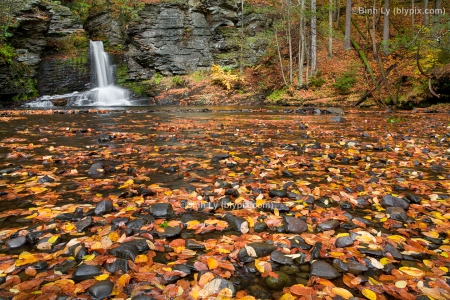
[[0, 108, 449, 299]]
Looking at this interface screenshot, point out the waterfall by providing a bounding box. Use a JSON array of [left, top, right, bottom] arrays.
[[68, 40, 131, 106]]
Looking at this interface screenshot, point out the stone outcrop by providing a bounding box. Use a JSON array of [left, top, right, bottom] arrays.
[[0, 0, 84, 102]]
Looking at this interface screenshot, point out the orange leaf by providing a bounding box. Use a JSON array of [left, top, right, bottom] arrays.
[[207, 257, 219, 270]]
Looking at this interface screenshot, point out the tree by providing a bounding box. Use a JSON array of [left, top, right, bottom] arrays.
[[328, 0, 333, 57], [382, 0, 390, 55], [310, 0, 317, 75], [423, 0, 429, 26], [344, 0, 351, 50], [298, 0, 306, 88]]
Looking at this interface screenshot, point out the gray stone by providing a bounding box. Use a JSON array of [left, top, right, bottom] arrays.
[[88, 162, 105, 175], [386, 207, 408, 222], [238, 242, 276, 263], [248, 285, 272, 300], [149, 203, 175, 218], [87, 280, 114, 299], [76, 216, 93, 233], [310, 260, 340, 279], [95, 200, 113, 215], [6, 236, 27, 249], [270, 250, 293, 265], [347, 260, 369, 275], [331, 116, 347, 123], [186, 240, 206, 251], [109, 243, 140, 262], [335, 235, 354, 248], [202, 278, 236, 297], [223, 212, 247, 232], [381, 195, 409, 210], [285, 216, 308, 233], [318, 220, 340, 231], [383, 243, 403, 260], [72, 264, 102, 282]]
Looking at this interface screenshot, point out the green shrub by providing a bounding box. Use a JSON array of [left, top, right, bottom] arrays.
[[333, 69, 356, 94], [310, 73, 326, 88], [172, 75, 184, 87], [0, 43, 15, 64], [192, 70, 206, 82], [153, 73, 163, 85], [267, 88, 285, 102]]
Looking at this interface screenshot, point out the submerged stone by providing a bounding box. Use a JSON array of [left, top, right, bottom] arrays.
[[72, 264, 102, 282], [264, 271, 292, 290], [87, 280, 114, 299], [310, 260, 340, 279]]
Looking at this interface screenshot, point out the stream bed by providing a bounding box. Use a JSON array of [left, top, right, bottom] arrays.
[[0, 107, 449, 300]]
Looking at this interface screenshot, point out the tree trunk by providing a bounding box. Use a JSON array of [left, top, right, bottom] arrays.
[[411, 0, 415, 32], [275, 28, 288, 86], [287, 4, 293, 84], [371, 0, 396, 105], [336, 0, 341, 27], [298, 0, 306, 88], [329, 0, 333, 57], [423, 0, 429, 26], [311, 0, 317, 76], [344, 0, 352, 50], [382, 0, 390, 55], [240, 0, 244, 74]]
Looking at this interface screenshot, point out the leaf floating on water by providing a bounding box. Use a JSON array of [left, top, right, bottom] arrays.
[[332, 287, 353, 299], [399, 267, 425, 277], [362, 288, 377, 300], [395, 280, 408, 288]]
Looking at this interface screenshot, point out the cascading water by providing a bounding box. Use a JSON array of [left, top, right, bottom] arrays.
[[67, 40, 131, 106]]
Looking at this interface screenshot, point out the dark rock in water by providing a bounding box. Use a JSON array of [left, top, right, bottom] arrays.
[[95, 200, 113, 215], [270, 250, 293, 265], [331, 116, 347, 123], [98, 134, 113, 143], [202, 278, 236, 297], [54, 260, 78, 274], [238, 242, 277, 263], [254, 222, 268, 233], [129, 238, 151, 252], [269, 190, 288, 198], [72, 264, 102, 282], [149, 203, 175, 218], [383, 243, 403, 260], [310, 260, 340, 279], [131, 296, 155, 300], [248, 284, 272, 300], [38, 175, 54, 183], [381, 195, 409, 210], [30, 260, 48, 270], [88, 162, 104, 175], [112, 217, 130, 226], [127, 219, 147, 230], [405, 193, 422, 204], [223, 212, 247, 232], [264, 271, 292, 290], [327, 107, 344, 115], [317, 220, 340, 231], [186, 240, 205, 251], [173, 264, 191, 276], [284, 216, 308, 233], [386, 207, 408, 221], [104, 258, 129, 274], [109, 243, 139, 262], [74, 244, 88, 262], [55, 213, 81, 221], [289, 237, 311, 250], [280, 265, 300, 274], [87, 280, 114, 299], [76, 216, 93, 232], [136, 188, 155, 197], [347, 260, 369, 274], [310, 242, 322, 260], [211, 153, 230, 162], [358, 247, 383, 257], [335, 235, 354, 248], [356, 197, 371, 208], [332, 258, 348, 272], [155, 226, 181, 238], [6, 236, 27, 249]]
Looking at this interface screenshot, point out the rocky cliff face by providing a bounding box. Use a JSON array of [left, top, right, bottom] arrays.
[[0, 0, 85, 102], [0, 0, 269, 102]]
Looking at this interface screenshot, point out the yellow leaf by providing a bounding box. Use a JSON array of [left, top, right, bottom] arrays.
[[386, 235, 407, 243], [119, 179, 134, 189], [423, 260, 433, 268], [95, 274, 109, 281], [332, 287, 353, 299], [422, 231, 439, 239], [15, 251, 38, 266], [247, 217, 255, 228], [29, 187, 47, 194], [380, 257, 392, 265], [108, 232, 119, 242], [186, 220, 200, 229], [207, 257, 219, 270], [83, 254, 95, 261], [135, 255, 148, 263], [254, 259, 265, 273], [25, 213, 38, 219], [48, 236, 58, 244], [399, 267, 424, 277], [280, 293, 296, 300], [274, 207, 279, 216], [362, 288, 377, 300], [218, 248, 230, 254], [441, 252, 449, 258]]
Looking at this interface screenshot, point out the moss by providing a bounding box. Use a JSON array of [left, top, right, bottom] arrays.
[[267, 88, 285, 102], [333, 69, 357, 95], [0, 43, 16, 64]]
